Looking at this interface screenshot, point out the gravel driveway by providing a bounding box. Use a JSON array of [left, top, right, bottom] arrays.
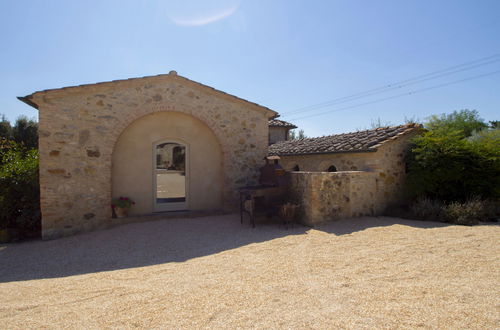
[[1, 215, 498, 329]]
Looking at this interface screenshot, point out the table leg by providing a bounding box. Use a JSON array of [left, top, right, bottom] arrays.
[[239, 192, 244, 224]]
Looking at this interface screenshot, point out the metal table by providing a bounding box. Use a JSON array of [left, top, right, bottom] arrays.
[[238, 185, 287, 227]]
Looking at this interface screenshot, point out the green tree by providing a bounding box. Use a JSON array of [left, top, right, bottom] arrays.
[[289, 129, 306, 140], [406, 110, 499, 201], [12, 116, 38, 149], [489, 120, 499, 129], [0, 139, 40, 234], [0, 115, 12, 139], [426, 109, 488, 137]]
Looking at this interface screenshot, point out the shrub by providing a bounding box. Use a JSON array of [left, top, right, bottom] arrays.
[[408, 197, 499, 225], [0, 139, 40, 235], [409, 198, 444, 221], [443, 198, 485, 226], [406, 109, 499, 201], [482, 199, 500, 221]]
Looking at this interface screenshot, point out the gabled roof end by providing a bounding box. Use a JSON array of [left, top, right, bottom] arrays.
[[17, 96, 38, 109]]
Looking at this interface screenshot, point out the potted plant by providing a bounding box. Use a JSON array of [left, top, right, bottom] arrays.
[[111, 197, 135, 218]]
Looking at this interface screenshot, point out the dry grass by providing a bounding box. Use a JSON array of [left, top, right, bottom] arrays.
[[0, 215, 498, 329]]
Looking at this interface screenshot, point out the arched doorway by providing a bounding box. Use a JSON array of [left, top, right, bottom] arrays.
[[154, 141, 188, 211], [112, 111, 223, 215]]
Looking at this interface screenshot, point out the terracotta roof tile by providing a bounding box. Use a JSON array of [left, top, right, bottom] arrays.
[[268, 124, 421, 156], [268, 119, 297, 128]]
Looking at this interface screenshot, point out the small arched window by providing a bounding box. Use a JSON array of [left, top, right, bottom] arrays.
[[293, 165, 300, 171], [327, 165, 337, 172]]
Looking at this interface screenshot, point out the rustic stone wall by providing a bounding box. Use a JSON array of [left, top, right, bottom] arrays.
[[29, 72, 275, 239], [281, 151, 376, 172], [288, 171, 379, 226], [268, 126, 289, 145], [281, 131, 418, 209]]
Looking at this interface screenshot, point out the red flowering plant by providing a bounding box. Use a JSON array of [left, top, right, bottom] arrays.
[[111, 196, 135, 209]]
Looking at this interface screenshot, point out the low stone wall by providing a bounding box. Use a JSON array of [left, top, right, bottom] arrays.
[[280, 131, 420, 210], [288, 171, 380, 226]]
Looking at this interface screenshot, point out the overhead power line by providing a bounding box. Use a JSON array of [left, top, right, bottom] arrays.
[[281, 54, 500, 117], [286, 69, 500, 122]]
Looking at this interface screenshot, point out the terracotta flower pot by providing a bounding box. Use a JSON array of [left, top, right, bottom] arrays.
[[114, 207, 129, 218]]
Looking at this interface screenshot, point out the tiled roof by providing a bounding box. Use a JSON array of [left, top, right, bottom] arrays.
[[269, 124, 421, 156], [268, 119, 297, 128]]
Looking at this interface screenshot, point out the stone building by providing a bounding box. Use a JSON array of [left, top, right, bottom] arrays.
[[19, 71, 277, 239], [268, 119, 296, 145], [268, 124, 421, 225], [19, 70, 421, 238]]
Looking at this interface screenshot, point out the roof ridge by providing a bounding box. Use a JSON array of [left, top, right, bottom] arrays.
[[268, 123, 421, 156], [268, 118, 297, 128], [18, 71, 279, 117], [281, 123, 419, 143], [324, 123, 418, 138]]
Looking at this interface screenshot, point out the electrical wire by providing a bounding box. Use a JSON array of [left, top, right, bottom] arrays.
[[286, 69, 500, 121], [282, 54, 500, 116]]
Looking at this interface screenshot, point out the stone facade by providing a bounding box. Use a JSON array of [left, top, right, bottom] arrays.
[[268, 126, 289, 145], [280, 131, 419, 210], [21, 72, 277, 239], [288, 171, 379, 226], [269, 127, 290, 144], [268, 119, 296, 145]]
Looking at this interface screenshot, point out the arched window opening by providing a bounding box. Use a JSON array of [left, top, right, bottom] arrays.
[[327, 165, 337, 172], [293, 165, 300, 171]]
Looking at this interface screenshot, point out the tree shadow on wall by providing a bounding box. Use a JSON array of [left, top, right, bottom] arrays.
[[0, 214, 307, 283]]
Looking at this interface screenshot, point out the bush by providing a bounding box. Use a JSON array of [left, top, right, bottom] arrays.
[[443, 198, 485, 226], [408, 197, 499, 225], [406, 110, 499, 201], [409, 198, 444, 221], [0, 139, 40, 236]]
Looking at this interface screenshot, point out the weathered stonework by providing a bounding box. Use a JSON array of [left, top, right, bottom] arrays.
[[281, 131, 418, 210], [268, 126, 289, 145], [268, 119, 296, 145], [22, 72, 277, 239], [289, 171, 379, 225]]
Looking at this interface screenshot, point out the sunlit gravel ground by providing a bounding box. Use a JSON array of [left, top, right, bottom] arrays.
[[1, 215, 498, 329]]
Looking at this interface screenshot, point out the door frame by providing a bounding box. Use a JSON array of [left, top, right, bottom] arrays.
[[152, 138, 190, 212]]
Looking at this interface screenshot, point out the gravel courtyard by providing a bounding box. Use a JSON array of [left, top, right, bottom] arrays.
[[1, 215, 498, 329]]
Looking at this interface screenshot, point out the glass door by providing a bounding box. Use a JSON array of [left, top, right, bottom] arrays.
[[154, 141, 187, 211]]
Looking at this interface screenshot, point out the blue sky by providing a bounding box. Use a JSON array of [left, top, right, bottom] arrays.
[[1, 0, 499, 136]]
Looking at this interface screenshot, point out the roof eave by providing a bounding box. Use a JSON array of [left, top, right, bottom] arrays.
[[269, 125, 297, 129], [17, 72, 280, 117], [17, 96, 39, 110], [270, 149, 378, 157]]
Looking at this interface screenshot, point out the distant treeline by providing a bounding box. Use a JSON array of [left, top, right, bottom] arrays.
[[0, 115, 38, 149]]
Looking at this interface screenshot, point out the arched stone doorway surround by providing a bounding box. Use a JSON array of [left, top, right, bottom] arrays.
[[112, 111, 223, 215]]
